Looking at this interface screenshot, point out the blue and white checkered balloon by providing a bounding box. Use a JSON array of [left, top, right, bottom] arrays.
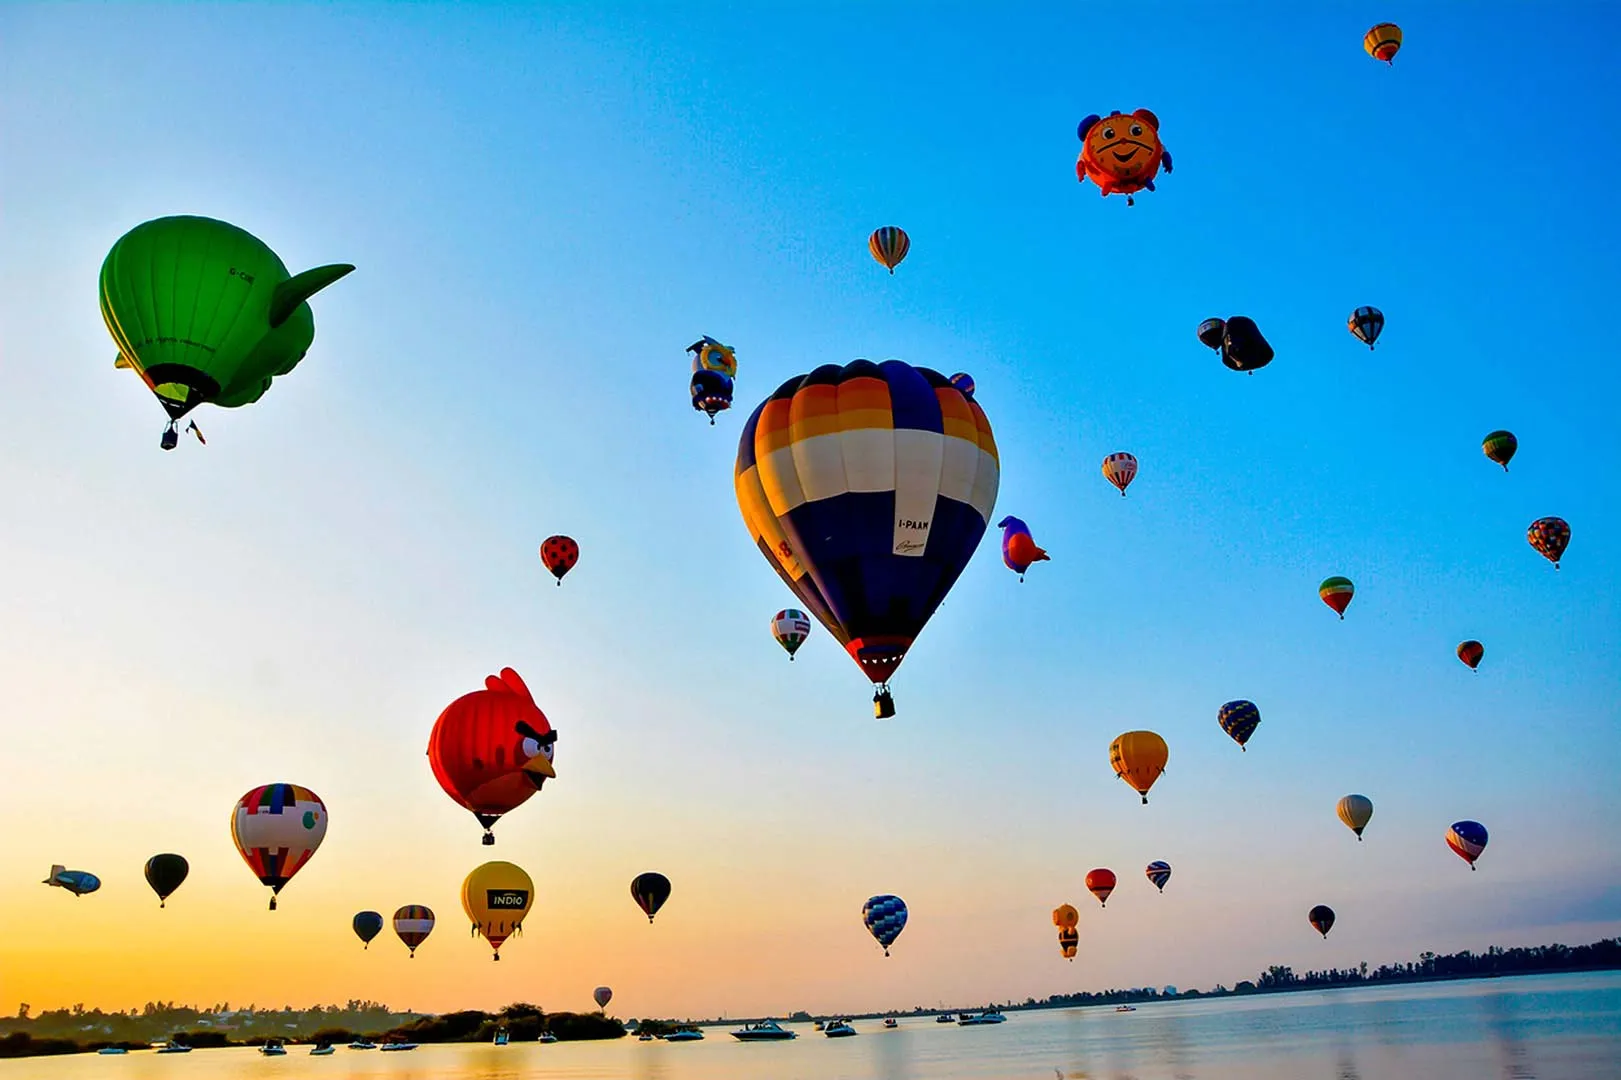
[[862, 894, 908, 956]]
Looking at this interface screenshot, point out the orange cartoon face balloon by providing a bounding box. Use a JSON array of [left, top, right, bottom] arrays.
[[1076, 109, 1172, 204]]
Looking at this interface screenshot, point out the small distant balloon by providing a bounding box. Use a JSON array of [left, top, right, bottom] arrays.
[[688, 336, 737, 424], [869, 226, 910, 273], [1197, 315, 1273, 372], [1348, 306, 1384, 349], [1145, 861, 1172, 893], [1218, 700, 1260, 751], [862, 894, 909, 956], [1337, 795, 1373, 840], [1528, 517, 1570, 569], [1446, 821, 1488, 870], [540, 535, 579, 585], [144, 854, 189, 908], [1308, 905, 1336, 938], [1319, 576, 1355, 619], [1109, 731, 1168, 804], [771, 609, 812, 660], [998, 516, 1050, 582], [632, 872, 672, 923], [950, 372, 976, 400], [1483, 430, 1517, 471], [593, 986, 613, 1011], [1457, 640, 1484, 671], [1086, 869, 1117, 907], [43, 865, 100, 897], [1053, 904, 1079, 961], [393, 904, 435, 957], [1102, 452, 1138, 496], [1364, 23, 1402, 63], [353, 911, 384, 949]]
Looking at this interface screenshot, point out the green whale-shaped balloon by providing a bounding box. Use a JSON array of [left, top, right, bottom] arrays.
[[99, 215, 354, 420]]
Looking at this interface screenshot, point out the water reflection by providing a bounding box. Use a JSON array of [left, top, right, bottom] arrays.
[[1483, 992, 1537, 1080], [1335, 1047, 1362, 1080]]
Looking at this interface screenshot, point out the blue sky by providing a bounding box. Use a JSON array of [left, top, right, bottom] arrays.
[[0, 3, 1616, 1017]]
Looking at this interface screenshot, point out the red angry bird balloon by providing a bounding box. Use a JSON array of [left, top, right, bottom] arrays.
[[1076, 109, 1172, 206], [428, 668, 557, 845]]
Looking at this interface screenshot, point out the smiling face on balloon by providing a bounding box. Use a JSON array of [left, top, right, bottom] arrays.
[[1082, 109, 1164, 183]]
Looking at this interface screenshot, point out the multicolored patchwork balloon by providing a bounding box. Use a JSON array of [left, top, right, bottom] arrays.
[[1528, 517, 1570, 569], [862, 894, 908, 956], [1218, 700, 1260, 751], [1320, 576, 1355, 619], [1145, 861, 1172, 893], [231, 784, 327, 910], [1446, 820, 1488, 870], [1102, 452, 1138, 496], [771, 609, 812, 660]]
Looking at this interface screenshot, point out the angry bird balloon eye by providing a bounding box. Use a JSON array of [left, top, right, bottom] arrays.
[[1076, 108, 1172, 206]]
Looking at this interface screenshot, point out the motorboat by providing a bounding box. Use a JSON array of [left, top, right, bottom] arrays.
[[538, 1031, 559, 1044], [730, 1020, 797, 1041], [348, 1039, 377, 1050], [1115, 1005, 1137, 1013], [664, 1028, 704, 1042], [824, 1019, 857, 1037], [310, 1044, 335, 1056], [813, 1020, 825, 1031], [156, 1043, 193, 1053], [493, 1028, 509, 1046], [936, 1013, 956, 1023], [957, 1009, 1007, 1026], [379, 1040, 418, 1051], [97, 1047, 128, 1055], [260, 1038, 288, 1055], [883, 1018, 898, 1030]]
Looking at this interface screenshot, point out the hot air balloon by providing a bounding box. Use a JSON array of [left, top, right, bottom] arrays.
[[393, 905, 436, 957], [1308, 905, 1336, 938], [689, 336, 737, 424], [428, 668, 557, 845], [593, 986, 613, 1011], [1196, 316, 1273, 373], [463, 862, 533, 960], [771, 609, 812, 660], [869, 227, 910, 274], [43, 865, 100, 897], [99, 216, 353, 449], [353, 911, 384, 949], [1446, 821, 1488, 870], [998, 516, 1049, 581], [949, 372, 976, 400], [1109, 731, 1168, 804], [540, 536, 579, 585], [1528, 517, 1570, 569], [1337, 795, 1373, 840], [1364, 23, 1402, 63], [631, 872, 672, 923], [734, 359, 1000, 719], [1102, 452, 1137, 496], [1145, 861, 1172, 893], [1218, 700, 1260, 751], [1348, 306, 1384, 349], [1076, 110, 1172, 206], [1483, 430, 1517, 471], [862, 894, 908, 956], [231, 784, 326, 910], [1052, 904, 1079, 961], [1320, 576, 1355, 619], [1457, 640, 1484, 671], [144, 854, 189, 908], [1085, 869, 1116, 907]]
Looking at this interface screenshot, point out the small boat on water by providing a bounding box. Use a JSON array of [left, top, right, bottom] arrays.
[[936, 1013, 956, 1023], [825, 1019, 857, 1038], [493, 1028, 510, 1046], [260, 1038, 288, 1055], [730, 1020, 797, 1041], [379, 1040, 418, 1052], [1115, 1005, 1137, 1013], [883, 1018, 898, 1030], [664, 1028, 704, 1042], [156, 1043, 193, 1054], [538, 1031, 558, 1044], [813, 1020, 825, 1031], [957, 1009, 1007, 1026], [310, 1044, 335, 1056], [348, 1039, 376, 1050], [638, 1032, 655, 1041], [97, 1047, 128, 1055]]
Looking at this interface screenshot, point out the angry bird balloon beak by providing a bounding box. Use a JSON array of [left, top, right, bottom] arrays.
[[524, 756, 555, 782]]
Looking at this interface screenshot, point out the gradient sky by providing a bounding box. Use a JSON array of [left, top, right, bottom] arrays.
[[1, 3, 1618, 1022]]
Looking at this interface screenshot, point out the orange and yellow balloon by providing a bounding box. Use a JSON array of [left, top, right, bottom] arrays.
[[1109, 731, 1168, 804], [1364, 23, 1402, 64], [869, 226, 910, 274], [1052, 904, 1079, 961], [462, 861, 534, 960]]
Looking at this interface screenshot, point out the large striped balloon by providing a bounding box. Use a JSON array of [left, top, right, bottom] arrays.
[[735, 360, 999, 711]]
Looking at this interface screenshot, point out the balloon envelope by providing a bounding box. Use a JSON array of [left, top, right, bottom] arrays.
[[428, 668, 557, 844], [1447, 821, 1488, 868], [1052, 903, 1080, 929], [353, 911, 384, 947], [1109, 731, 1168, 803], [231, 784, 326, 909], [462, 863, 533, 958], [1364, 23, 1402, 63], [393, 904, 436, 956], [593, 986, 613, 1010], [1483, 430, 1518, 470], [771, 608, 812, 659], [869, 227, 910, 273], [1348, 306, 1384, 348], [1218, 700, 1260, 750], [1319, 576, 1355, 618], [1086, 869, 1117, 907], [144, 853, 189, 907], [631, 872, 672, 922], [1337, 795, 1374, 839], [1527, 518, 1570, 568], [1145, 861, 1172, 892], [1102, 452, 1137, 495], [862, 894, 909, 955], [1457, 640, 1484, 670], [540, 536, 579, 584], [1309, 905, 1336, 937]]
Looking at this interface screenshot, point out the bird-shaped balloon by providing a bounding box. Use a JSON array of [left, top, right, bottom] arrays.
[[998, 516, 1050, 582], [428, 669, 558, 845]]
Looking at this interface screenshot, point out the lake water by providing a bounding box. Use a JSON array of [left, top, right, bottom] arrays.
[[11, 972, 1619, 1079]]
